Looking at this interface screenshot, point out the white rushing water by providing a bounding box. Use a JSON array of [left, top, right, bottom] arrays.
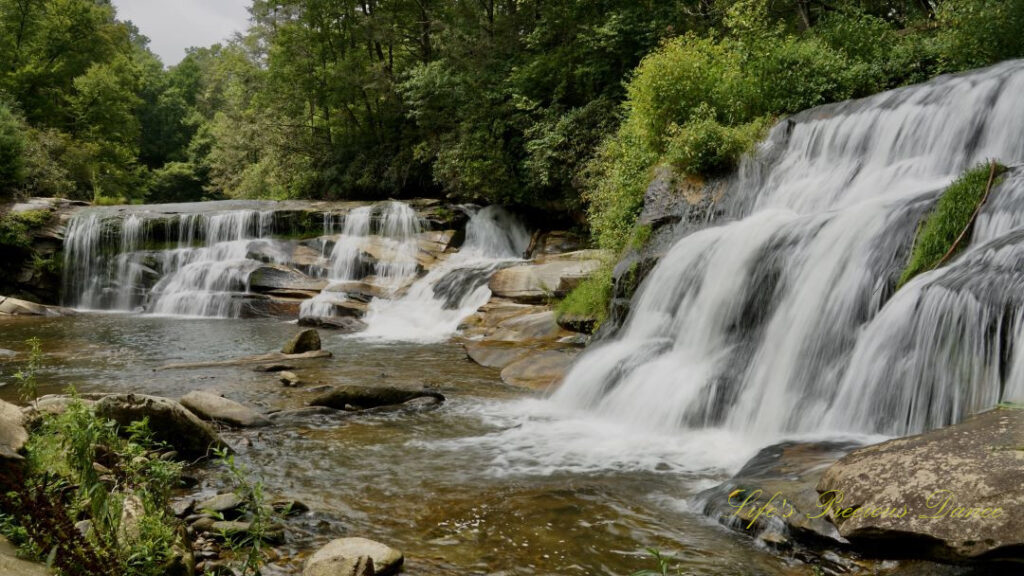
[[358, 206, 531, 342], [63, 205, 277, 316], [447, 61, 1024, 476]]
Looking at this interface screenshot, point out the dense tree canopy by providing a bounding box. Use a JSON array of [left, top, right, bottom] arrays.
[[2, 0, 1024, 223]]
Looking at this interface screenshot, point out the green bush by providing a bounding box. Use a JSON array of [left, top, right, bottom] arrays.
[[898, 162, 1005, 287], [935, 0, 1024, 72], [556, 261, 614, 328], [0, 396, 186, 576], [664, 106, 771, 175], [0, 209, 51, 249]]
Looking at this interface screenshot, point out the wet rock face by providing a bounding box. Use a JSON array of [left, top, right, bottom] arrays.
[[817, 407, 1024, 563]]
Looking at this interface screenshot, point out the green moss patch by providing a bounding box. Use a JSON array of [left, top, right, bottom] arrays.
[[898, 162, 1005, 288]]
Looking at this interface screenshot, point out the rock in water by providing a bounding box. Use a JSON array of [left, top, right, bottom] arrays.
[[94, 394, 228, 460], [816, 407, 1024, 562], [282, 329, 322, 354], [180, 391, 271, 428], [310, 386, 445, 410], [305, 538, 401, 576]]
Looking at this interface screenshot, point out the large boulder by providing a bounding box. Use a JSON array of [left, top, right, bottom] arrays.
[[488, 251, 606, 304], [94, 394, 228, 460], [0, 399, 27, 461], [298, 315, 368, 333], [311, 386, 445, 410], [0, 400, 28, 489], [179, 391, 270, 428], [304, 537, 402, 576], [282, 329, 322, 354], [816, 407, 1024, 562]]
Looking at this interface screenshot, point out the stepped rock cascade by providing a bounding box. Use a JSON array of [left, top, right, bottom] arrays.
[[359, 206, 531, 342], [298, 201, 425, 319], [553, 61, 1024, 445], [63, 206, 277, 315]]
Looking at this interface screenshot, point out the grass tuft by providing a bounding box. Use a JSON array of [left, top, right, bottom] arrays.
[[898, 162, 1005, 288]]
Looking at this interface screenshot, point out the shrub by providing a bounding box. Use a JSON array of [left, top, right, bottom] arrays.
[[898, 162, 1005, 287], [935, 0, 1024, 72], [556, 261, 614, 328], [1, 395, 185, 576], [663, 106, 771, 176], [0, 209, 52, 249]]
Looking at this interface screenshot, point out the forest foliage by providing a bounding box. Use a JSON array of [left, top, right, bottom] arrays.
[[1, 0, 1023, 242]]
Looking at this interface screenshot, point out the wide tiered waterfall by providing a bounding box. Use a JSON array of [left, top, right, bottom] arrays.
[[552, 60, 1024, 443], [60, 199, 530, 335]]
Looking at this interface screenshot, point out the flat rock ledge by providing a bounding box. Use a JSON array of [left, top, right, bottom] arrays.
[[817, 407, 1024, 563]]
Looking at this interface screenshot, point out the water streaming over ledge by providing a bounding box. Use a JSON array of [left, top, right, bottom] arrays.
[[549, 60, 1024, 451], [61, 200, 530, 335], [358, 206, 531, 342]]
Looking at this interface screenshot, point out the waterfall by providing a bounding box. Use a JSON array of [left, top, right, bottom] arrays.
[[298, 202, 424, 320], [551, 60, 1024, 446], [148, 210, 272, 317], [62, 205, 276, 317], [358, 206, 531, 342]]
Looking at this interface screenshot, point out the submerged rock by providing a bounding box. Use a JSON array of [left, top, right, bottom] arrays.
[[298, 315, 368, 333], [159, 349, 332, 370], [94, 394, 228, 460], [180, 391, 270, 428], [310, 386, 445, 410], [279, 371, 302, 387], [282, 328, 322, 354], [817, 407, 1024, 563], [305, 537, 402, 576]]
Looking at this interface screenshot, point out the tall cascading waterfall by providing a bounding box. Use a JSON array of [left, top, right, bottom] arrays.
[[359, 206, 531, 342], [552, 60, 1024, 446], [62, 205, 278, 316]]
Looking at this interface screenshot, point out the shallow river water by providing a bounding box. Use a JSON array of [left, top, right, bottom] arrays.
[[1, 314, 825, 575]]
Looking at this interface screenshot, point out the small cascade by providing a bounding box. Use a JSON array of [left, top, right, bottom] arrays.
[[545, 60, 1024, 455], [299, 202, 424, 320], [359, 206, 531, 342]]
